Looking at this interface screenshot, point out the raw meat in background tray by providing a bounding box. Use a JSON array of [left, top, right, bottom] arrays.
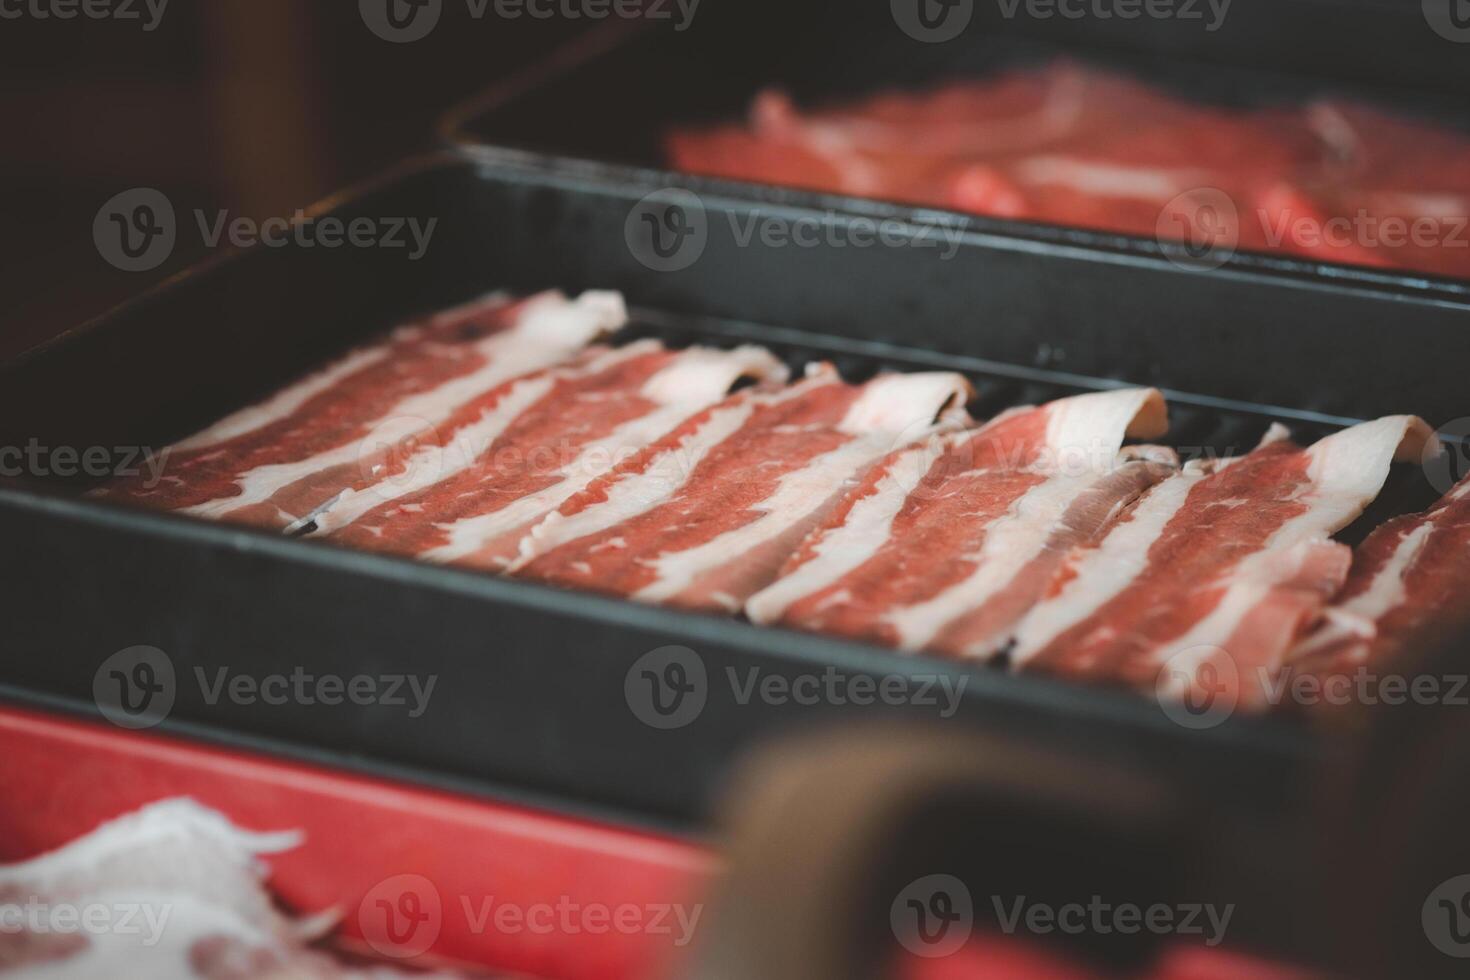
[[1288, 470, 1470, 682], [319, 341, 788, 570], [511, 364, 975, 613], [1010, 417, 1439, 709], [746, 388, 1173, 659], [93, 290, 627, 532], [0, 798, 468, 978], [666, 61, 1470, 278]]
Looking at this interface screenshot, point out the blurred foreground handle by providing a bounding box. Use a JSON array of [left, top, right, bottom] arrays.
[[688, 724, 1192, 980]]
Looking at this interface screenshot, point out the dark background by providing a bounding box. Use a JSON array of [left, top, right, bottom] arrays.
[[0, 0, 582, 360]]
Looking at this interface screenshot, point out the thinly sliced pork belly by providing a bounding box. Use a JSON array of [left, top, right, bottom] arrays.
[[321, 342, 787, 570], [510, 364, 974, 613], [1288, 472, 1470, 678], [746, 387, 1173, 659], [93, 290, 626, 531], [1012, 416, 1437, 707]]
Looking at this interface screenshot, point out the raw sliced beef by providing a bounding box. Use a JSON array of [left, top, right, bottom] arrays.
[[745, 387, 1173, 659], [93, 291, 626, 531], [1011, 417, 1438, 707], [510, 364, 974, 613], [1288, 471, 1470, 679], [319, 341, 788, 570]]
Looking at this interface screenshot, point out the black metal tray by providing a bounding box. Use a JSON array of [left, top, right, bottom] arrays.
[[441, 0, 1470, 295], [2, 151, 1467, 851]]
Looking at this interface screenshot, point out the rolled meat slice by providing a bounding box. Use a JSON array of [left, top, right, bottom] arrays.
[[1011, 416, 1438, 708], [92, 290, 626, 532], [746, 387, 1173, 659], [510, 364, 974, 614], [320, 341, 788, 570]]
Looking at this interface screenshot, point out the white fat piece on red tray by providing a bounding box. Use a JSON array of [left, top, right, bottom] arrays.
[[509, 363, 975, 613], [745, 387, 1174, 660], [1010, 415, 1438, 709], [0, 798, 468, 979], [318, 341, 789, 570], [92, 291, 627, 533]]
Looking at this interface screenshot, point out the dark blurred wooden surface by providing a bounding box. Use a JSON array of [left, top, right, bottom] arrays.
[[0, 0, 585, 360]]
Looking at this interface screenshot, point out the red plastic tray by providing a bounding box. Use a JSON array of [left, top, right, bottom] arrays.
[[0, 705, 715, 980]]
